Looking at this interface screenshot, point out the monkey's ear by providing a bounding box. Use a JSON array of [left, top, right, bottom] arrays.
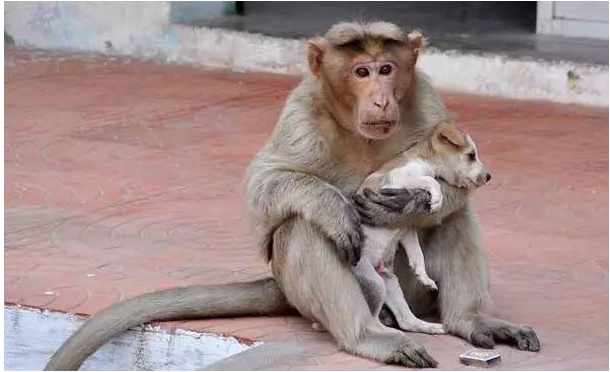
[[435, 123, 465, 148], [307, 37, 325, 76], [407, 30, 427, 64]]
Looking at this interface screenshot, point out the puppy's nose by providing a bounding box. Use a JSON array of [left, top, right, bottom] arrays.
[[485, 173, 491, 183]]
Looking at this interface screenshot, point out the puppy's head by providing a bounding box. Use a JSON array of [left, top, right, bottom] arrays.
[[431, 123, 491, 189]]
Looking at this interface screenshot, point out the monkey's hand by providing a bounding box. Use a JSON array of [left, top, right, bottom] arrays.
[[319, 198, 364, 266], [355, 179, 469, 228], [354, 188, 431, 228]]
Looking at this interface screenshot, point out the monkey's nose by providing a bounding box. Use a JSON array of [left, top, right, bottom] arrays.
[[373, 98, 389, 110], [485, 173, 491, 183]]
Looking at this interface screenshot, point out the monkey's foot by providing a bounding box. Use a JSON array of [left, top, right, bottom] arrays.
[[471, 324, 540, 352], [387, 342, 438, 368]]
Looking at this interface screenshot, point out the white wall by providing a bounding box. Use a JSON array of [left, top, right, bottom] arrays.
[[4, 2, 170, 56], [3, 1, 306, 72], [537, 1, 609, 39], [4, 2, 608, 106]]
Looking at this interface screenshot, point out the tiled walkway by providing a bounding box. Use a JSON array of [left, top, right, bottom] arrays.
[[5, 47, 608, 370]]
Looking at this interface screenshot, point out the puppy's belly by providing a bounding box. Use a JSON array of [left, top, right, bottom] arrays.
[[362, 226, 402, 268]]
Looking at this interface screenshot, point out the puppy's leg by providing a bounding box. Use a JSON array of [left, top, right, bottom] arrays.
[[383, 271, 445, 335], [400, 230, 437, 290]]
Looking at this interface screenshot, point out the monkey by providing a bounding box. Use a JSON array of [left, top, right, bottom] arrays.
[[246, 21, 538, 364], [44, 21, 539, 371]]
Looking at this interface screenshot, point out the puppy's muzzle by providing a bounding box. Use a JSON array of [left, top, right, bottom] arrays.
[[477, 169, 492, 186]]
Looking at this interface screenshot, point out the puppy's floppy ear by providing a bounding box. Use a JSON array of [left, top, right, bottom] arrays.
[[307, 37, 326, 76], [435, 123, 465, 148]]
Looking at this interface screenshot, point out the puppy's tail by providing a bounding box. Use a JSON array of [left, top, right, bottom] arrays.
[[44, 278, 293, 371]]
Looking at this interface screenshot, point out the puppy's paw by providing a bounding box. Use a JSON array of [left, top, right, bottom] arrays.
[[414, 269, 438, 291], [418, 275, 438, 291], [425, 323, 446, 335]]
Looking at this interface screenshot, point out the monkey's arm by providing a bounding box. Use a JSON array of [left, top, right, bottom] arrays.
[[354, 180, 468, 229], [247, 167, 363, 265]]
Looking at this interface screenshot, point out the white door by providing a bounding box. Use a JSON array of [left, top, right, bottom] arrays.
[[537, 1, 609, 39]]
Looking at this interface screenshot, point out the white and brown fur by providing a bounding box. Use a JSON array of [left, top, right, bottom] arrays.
[[349, 123, 490, 335]]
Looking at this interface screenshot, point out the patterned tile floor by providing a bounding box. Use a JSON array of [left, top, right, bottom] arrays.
[[4, 47, 608, 370]]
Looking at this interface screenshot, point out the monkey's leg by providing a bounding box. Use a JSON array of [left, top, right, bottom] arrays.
[[423, 204, 540, 351], [383, 272, 445, 335], [272, 217, 438, 368]]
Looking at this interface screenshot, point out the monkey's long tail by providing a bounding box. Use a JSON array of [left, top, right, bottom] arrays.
[[44, 278, 293, 371]]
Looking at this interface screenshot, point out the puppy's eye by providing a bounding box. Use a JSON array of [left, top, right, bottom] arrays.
[[379, 64, 393, 75], [468, 152, 476, 161], [355, 67, 369, 78]]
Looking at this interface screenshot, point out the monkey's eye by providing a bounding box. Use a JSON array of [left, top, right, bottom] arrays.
[[355, 67, 370, 78], [379, 64, 393, 75], [467, 152, 476, 162]]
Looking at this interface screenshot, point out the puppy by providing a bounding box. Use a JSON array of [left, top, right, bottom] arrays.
[[353, 122, 491, 334]]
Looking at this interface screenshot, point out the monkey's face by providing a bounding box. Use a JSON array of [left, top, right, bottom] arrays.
[[347, 59, 406, 140], [308, 28, 420, 141], [319, 46, 415, 140]]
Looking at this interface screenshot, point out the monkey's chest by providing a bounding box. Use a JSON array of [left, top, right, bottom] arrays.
[[330, 157, 386, 192], [335, 144, 400, 188]]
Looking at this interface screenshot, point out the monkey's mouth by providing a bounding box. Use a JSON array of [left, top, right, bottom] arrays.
[[361, 120, 397, 135], [362, 120, 397, 127]]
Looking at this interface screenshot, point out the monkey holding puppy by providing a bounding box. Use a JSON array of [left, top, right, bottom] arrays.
[[45, 22, 539, 371], [343, 122, 491, 336]]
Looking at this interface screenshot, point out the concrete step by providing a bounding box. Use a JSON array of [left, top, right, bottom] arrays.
[[4, 2, 608, 106]]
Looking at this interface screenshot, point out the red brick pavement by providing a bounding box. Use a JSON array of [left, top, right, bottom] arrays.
[[4, 47, 609, 370]]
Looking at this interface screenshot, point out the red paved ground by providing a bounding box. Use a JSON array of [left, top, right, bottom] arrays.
[[5, 47, 609, 370]]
